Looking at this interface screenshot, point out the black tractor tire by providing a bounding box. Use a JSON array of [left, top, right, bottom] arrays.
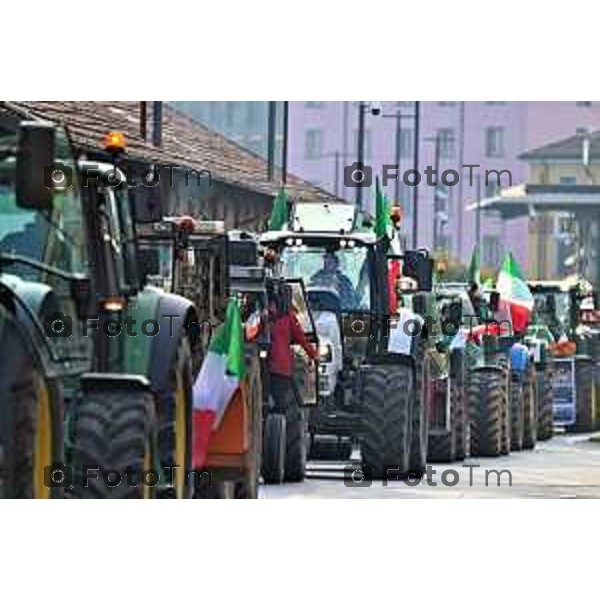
[[452, 373, 469, 461], [500, 367, 511, 455], [522, 367, 538, 450], [283, 388, 307, 482], [427, 430, 456, 463], [536, 369, 554, 441], [66, 389, 158, 499], [510, 375, 525, 452], [409, 343, 429, 475], [155, 337, 194, 499], [360, 363, 413, 479], [261, 413, 286, 484], [573, 359, 595, 432], [469, 367, 504, 458], [308, 437, 352, 461], [0, 309, 62, 499]]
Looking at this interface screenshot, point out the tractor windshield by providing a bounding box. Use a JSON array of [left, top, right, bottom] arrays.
[[0, 123, 89, 279], [280, 244, 371, 311]]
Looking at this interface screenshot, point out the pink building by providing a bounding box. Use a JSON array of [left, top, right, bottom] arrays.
[[286, 101, 600, 273]]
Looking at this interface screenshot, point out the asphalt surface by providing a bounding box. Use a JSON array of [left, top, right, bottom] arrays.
[[260, 433, 600, 498]]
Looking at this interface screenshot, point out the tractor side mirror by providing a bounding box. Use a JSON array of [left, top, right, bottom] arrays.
[[489, 291, 500, 312], [16, 121, 55, 211]]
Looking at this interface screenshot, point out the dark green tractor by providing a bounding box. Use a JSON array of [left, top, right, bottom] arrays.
[[0, 110, 198, 499]]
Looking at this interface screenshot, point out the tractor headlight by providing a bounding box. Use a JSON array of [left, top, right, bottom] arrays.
[[319, 343, 333, 363]]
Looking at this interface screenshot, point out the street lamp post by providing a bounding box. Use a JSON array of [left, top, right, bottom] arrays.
[[356, 102, 367, 211], [412, 101, 420, 248]]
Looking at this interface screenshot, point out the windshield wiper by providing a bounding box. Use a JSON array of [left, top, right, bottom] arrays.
[[0, 252, 85, 282]]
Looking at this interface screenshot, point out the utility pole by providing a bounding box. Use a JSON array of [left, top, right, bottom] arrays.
[[356, 101, 367, 211], [140, 101, 147, 141], [267, 101, 277, 181], [152, 101, 163, 147], [433, 132, 441, 250], [476, 173, 482, 253], [412, 101, 420, 248], [457, 100, 465, 259], [394, 110, 402, 208], [282, 101, 289, 185]]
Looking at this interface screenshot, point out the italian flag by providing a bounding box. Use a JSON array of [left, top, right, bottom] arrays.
[[496, 252, 534, 334], [192, 298, 246, 468]]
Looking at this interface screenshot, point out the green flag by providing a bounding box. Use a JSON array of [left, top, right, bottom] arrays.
[[374, 176, 390, 238], [268, 188, 289, 230], [468, 245, 481, 285]]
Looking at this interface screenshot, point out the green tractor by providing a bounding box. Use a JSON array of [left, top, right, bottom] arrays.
[[260, 202, 434, 479], [135, 217, 265, 497], [528, 279, 600, 433], [0, 110, 199, 498]]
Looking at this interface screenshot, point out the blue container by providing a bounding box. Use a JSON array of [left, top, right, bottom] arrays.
[[510, 343, 529, 373]]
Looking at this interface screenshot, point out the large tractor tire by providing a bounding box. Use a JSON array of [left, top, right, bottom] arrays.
[[0, 310, 61, 499], [452, 368, 469, 462], [536, 368, 554, 441], [468, 367, 504, 458], [427, 376, 456, 463], [261, 413, 286, 484], [308, 437, 352, 461], [360, 363, 413, 480], [522, 367, 538, 450], [156, 337, 193, 499], [283, 387, 307, 483], [573, 359, 595, 432], [234, 347, 263, 498], [67, 389, 158, 499], [510, 375, 524, 452], [409, 344, 429, 475]]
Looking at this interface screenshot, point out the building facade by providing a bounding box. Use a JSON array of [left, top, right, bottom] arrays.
[[172, 101, 600, 274]]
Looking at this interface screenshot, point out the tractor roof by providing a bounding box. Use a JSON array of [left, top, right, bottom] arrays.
[[290, 202, 356, 234], [259, 229, 376, 246]]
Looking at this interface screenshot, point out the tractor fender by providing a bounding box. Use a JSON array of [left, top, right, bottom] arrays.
[[0, 277, 61, 374], [147, 292, 199, 393]]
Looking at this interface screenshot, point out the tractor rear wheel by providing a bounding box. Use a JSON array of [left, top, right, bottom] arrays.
[[573, 359, 595, 432], [360, 363, 413, 479], [0, 310, 61, 499], [410, 344, 429, 475], [510, 375, 524, 452], [156, 338, 193, 499], [469, 367, 504, 458], [536, 369, 554, 441], [522, 367, 538, 450], [261, 413, 286, 484], [283, 388, 307, 482], [67, 389, 157, 499], [427, 376, 456, 463], [453, 375, 469, 461]]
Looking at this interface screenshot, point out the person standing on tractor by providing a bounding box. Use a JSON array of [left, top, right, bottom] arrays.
[[266, 285, 319, 412]]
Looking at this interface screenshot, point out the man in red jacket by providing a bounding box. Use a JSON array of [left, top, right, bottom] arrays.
[[267, 292, 318, 411]]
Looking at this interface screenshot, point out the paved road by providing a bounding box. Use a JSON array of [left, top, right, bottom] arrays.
[[260, 434, 600, 498]]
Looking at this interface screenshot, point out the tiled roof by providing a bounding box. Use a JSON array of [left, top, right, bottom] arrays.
[[1, 101, 337, 202]]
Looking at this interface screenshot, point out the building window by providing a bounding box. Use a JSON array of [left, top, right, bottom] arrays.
[[437, 128, 455, 159], [399, 129, 413, 158], [305, 129, 324, 159], [483, 235, 502, 267], [305, 101, 325, 108], [438, 101, 456, 107], [485, 127, 505, 158], [576, 101, 592, 107], [560, 176, 577, 185]]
